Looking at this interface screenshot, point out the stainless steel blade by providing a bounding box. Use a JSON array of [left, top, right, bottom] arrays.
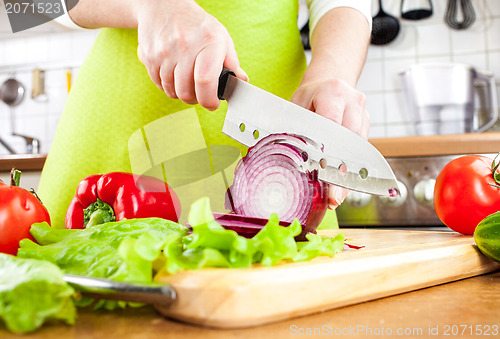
[[63, 275, 176, 307], [221, 75, 398, 196]]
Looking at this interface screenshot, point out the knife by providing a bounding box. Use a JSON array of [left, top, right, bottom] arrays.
[[63, 274, 176, 307], [217, 70, 399, 197]]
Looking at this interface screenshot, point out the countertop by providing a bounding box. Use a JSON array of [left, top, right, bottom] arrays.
[[1, 132, 500, 172], [370, 132, 500, 157], [1, 271, 499, 338], [0, 153, 47, 172]]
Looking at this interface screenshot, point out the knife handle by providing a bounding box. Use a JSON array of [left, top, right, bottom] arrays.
[[217, 68, 235, 100]]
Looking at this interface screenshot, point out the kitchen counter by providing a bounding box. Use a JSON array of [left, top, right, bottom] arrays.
[[1, 271, 499, 338], [1, 132, 499, 170], [0, 153, 47, 172], [370, 132, 500, 157]]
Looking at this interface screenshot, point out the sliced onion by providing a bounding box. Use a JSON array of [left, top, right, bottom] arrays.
[[226, 134, 328, 236]]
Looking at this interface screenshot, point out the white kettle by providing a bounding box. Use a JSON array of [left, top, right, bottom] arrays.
[[400, 63, 498, 135]]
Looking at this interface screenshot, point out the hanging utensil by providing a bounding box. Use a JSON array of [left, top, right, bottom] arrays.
[[0, 78, 25, 106], [371, 0, 400, 45], [0, 77, 40, 154], [401, 0, 433, 20], [300, 20, 310, 51], [66, 67, 72, 93], [445, 0, 475, 30], [31, 68, 47, 102], [0, 77, 25, 139], [0, 78, 23, 154]]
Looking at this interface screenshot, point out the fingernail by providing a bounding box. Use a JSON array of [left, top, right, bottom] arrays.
[[238, 67, 249, 82], [334, 188, 343, 205]]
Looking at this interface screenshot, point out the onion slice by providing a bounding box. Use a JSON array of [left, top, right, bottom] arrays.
[[226, 134, 328, 236]]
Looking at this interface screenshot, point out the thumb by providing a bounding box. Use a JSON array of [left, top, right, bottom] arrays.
[[224, 42, 248, 82]]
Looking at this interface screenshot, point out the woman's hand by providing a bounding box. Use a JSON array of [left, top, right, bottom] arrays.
[[292, 6, 371, 210], [291, 77, 370, 210], [135, 0, 248, 110], [291, 78, 369, 138]]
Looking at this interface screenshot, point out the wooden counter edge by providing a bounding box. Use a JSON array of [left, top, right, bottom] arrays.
[[2, 132, 500, 169], [370, 132, 500, 157], [0, 154, 47, 172]]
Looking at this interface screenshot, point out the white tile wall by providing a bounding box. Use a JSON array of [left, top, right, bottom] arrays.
[[0, 0, 499, 155], [0, 29, 98, 154], [361, 0, 500, 138]]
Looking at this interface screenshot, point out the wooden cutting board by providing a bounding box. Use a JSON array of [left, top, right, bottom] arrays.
[[154, 229, 500, 329]]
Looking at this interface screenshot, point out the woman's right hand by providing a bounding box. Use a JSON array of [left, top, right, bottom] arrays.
[[135, 0, 248, 111]]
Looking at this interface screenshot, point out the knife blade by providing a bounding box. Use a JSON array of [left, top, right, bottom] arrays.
[[218, 70, 399, 197], [63, 274, 176, 307]]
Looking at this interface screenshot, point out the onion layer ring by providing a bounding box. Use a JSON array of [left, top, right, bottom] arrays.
[[226, 134, 328, 235]]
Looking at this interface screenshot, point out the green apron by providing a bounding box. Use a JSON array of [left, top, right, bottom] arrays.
[[38, 0, 337, 229]]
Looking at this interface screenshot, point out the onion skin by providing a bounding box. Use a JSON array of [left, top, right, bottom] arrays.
[[226, 134, 328, 236]]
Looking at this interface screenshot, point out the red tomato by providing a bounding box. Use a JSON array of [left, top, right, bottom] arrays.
[[0, 180, 51, 255], [434, 155, 500, 235]]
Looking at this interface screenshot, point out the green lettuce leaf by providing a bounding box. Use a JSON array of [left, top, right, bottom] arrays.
[[0, 253, 76, 333], [160, 197, 345, 274], [18, 218, 187, 282], [18, 218, 188, 309]]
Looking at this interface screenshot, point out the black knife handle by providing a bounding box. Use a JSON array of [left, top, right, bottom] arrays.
[[218, 68, 235, 100]]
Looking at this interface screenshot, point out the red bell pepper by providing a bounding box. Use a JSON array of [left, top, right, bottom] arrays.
[[65, 172, 181, 229], [0, 169, 51, 255]]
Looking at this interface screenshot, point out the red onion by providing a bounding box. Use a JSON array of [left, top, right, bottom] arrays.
[[226, 134, 328, 236]]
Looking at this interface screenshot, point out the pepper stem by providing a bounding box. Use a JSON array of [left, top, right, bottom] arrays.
[[10, 168, 21, 187], [84, 198, 116, 228]]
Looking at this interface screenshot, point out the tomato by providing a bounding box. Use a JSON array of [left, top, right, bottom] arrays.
[[434, 155, 500, 235], [0, 174, 51, 255]]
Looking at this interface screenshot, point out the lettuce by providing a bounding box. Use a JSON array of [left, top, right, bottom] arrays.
[[0, 254, 76, 333], [18, 218, 187, 282], [119, 198, 345, 275], [18, 218, 188, 309], [166, 198, 344, 273], [20, 199, 344, 279]]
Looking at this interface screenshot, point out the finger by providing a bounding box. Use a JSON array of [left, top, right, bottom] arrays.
[[159, 62, 177, 99], [223, 40, 248, 82], [312, 90, 346, 125], [290, 86, 314, 110], [194, 43, 226, 111], [339, 92, 367, 137], [328, 185, 349, 209], [137, 45, 164, 92], [173, 57, 197, 105], [360, 109, 370, 139], [341, 105, 364, 136]]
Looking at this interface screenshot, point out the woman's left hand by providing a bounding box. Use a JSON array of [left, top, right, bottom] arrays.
[[291, 77, 370, 209]]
